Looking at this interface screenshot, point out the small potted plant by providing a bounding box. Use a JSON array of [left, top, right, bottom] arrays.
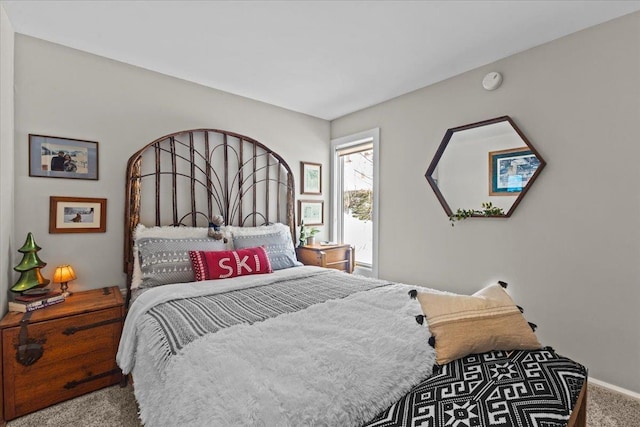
[[305, 227, 320, 245], [298, 221, 320, 246]]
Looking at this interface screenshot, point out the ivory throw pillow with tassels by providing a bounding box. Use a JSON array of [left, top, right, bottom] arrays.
[[416, 283, 541, 365]]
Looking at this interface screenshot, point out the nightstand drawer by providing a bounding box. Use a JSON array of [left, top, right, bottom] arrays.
[[2, 306, 122, 419], [296, 244, 355, 273], [1, 287, 124, 421], [322, 247, 350, 264]]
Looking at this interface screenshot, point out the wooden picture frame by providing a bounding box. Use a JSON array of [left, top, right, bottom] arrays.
[[301, 161, 322, 195], [298, 200, 324, 226], [49, 196, 107, 233], [489, 147, 541, 196], [29, 134, 99, 180]]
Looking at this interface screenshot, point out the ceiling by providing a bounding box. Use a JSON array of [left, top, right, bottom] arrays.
[[4, 1, 640, 120]]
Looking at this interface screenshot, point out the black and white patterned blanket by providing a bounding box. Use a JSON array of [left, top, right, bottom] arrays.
[[365, 348, 587, 427]]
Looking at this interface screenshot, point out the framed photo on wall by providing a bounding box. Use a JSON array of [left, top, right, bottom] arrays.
[[49, 196, 107, 233], [298, 200, 324, 226], [489, 147, 540, 196], [301, 161, 322, 195], [29, 134, 99, 180]]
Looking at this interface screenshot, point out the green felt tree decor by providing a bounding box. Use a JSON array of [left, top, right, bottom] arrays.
[[11, 232, 50, 293]]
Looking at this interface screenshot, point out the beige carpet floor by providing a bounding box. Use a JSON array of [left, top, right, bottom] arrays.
[[6, 382, 640, 426]]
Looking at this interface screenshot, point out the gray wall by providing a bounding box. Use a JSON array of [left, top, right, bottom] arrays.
[[332, 12, 640, 392], [0, 4, 15, 317], [12, 35, 330, 296], [6, 11, 639, 393]]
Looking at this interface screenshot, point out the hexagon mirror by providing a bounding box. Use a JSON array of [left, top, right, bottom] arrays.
[[425, 116, 546, 218]]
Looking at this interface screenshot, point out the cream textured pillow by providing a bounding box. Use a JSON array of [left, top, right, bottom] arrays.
[[416, 283, 541, 365]]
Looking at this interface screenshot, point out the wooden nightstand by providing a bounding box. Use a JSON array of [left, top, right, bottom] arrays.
[[0, 286, 124, 423], [296, 243, 355, 273]]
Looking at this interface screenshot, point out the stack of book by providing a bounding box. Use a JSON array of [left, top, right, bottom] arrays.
[[8, 290, 66, 313]]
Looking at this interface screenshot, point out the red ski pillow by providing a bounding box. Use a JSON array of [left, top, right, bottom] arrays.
[[189, 247, 273, 281]]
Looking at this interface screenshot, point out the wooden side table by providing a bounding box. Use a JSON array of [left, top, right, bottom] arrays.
[[0, 286, 124, 423], [296, 243, 355, 273]]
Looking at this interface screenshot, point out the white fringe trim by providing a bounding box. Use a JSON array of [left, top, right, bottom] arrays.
[[138, 314, 175, 376]]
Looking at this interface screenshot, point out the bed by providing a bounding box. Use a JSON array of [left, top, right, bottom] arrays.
[[116, 129, 587, 426]]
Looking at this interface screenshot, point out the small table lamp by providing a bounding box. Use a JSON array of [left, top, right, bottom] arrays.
[[53, 265, 76, 295]]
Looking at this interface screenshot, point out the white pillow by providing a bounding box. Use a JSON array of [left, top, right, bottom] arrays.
[[223, 223, 292, 237], [134, 224, 211, 239]]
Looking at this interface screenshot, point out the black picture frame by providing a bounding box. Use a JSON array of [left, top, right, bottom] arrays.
[[29, 134, 99, 180]]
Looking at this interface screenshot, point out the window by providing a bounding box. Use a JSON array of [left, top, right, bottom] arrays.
[[331, 129, 379, 277]]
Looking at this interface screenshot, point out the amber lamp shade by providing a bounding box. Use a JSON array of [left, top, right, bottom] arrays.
[[53, 265, 76, 295]]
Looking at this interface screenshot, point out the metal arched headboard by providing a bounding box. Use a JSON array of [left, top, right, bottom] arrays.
[[123, 128, 295, 292]]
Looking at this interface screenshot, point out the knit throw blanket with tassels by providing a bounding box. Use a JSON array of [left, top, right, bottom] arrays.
[[121, 268, 394, 375]]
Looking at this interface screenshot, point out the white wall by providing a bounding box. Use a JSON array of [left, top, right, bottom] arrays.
[[332, 12, 640, 393], [12, 35, 330, 294], [0, 3, 15, 316]]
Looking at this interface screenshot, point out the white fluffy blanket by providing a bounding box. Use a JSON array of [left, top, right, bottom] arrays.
[[133, 283, 435, 426]]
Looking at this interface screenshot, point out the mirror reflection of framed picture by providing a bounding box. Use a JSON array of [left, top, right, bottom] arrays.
[[488, 147, 540, 196], [298, 200, 324, 226], [301, 161, 322, 195]]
